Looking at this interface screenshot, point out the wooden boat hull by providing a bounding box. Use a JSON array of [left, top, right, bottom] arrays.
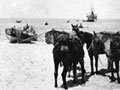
[[10, 36, 18, 43], [7, 35, 37, 43], [83, 19, 95, 22]]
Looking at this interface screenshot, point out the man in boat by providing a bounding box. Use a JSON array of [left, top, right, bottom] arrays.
[[30, 26, 36, 34], [23, 24, 30, 34], [10, 25, 17, 35]]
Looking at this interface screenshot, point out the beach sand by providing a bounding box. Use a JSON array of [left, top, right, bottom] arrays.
[[0, 40, 120, 90]]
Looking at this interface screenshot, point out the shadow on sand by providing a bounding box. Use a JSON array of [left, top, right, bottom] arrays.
[[60, 68, 120, 89], [97, 69, 120, 83], [60, 66, 92, 89]]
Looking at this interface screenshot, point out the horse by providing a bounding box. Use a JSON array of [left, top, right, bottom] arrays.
[[45, 28, 84, 77], [71, 24, 100, 75], [45, 29, 85, 89], [45, 29, 72, 76], [92, 31, 120, 83]]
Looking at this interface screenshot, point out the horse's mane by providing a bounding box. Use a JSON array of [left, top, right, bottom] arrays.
[[79, 30, 92, 36], [100, 31, 114, 35], [52, 29, 69, 35]]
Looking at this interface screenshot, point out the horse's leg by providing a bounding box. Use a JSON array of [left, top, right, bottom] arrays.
[[107, 57, 112, 72], [61, 65, 68, 89], [89, 54, 94, 75], [111, 60, 115, 82], [72, 64, 76, 83], [115, 60, 120, 83], [79, 59, 86, 83], [54, 60, 59, 88], [107, 60, 111, 71], [95, 55, 99, 74], [68, 65, 72, 78]]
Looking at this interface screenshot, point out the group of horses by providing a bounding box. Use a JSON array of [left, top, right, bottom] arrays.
[[45, 24, 120, 89]]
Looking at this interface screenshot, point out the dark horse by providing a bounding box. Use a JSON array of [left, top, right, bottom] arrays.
[[45, 29, 85, 89], [92, 31, 120, 83], [45, 28, 74, 77], [71, 24, 100, 75]]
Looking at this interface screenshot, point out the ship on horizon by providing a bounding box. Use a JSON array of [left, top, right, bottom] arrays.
[[83, 6, 97, 22]]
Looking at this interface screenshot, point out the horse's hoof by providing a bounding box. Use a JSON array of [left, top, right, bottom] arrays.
[[72, 80, 76, 84], [110, 79, 115, 82], [64, 86, 68, 89], [117, 79, 120, 84], [82, 80, 85, 84], [54, 84, 58, 88], [90, 72, 94, 75], [68, 75, 71, 78], [107, 68, 111, 72], [96, 71, 100, 74]]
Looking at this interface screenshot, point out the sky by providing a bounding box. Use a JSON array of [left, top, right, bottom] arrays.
[[0, 0, 120, 19]]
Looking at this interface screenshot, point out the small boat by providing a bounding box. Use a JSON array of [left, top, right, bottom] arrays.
[[5, 26, 37, 43], [16, 20, 22, 23], [45, 22, 48, 25], [66, 20, 70, 23]]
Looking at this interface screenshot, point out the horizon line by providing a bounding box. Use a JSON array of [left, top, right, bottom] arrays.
[[0, 17, 120, 20]]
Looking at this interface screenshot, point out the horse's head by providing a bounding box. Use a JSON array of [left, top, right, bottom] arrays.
[[45, 28, 55, 44], [45, 28, 62, 45], [91, 31, 106, 54], [71, 24, 79, 35], [45, 28, 69, 45], [71, 24, 85, 42]]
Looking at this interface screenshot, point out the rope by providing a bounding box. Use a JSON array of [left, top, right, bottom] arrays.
[[87, 40, 93, 51], [36, 34, 45, 41], [18, 34, 37, 43], [18, 31, 46, 43]]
